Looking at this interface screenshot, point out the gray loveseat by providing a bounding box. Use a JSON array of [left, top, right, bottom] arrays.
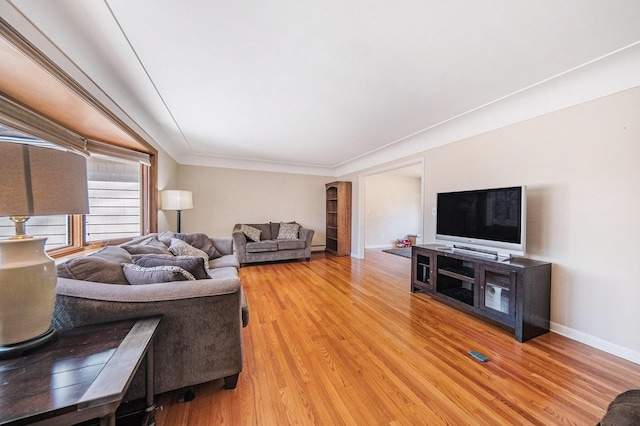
[[232, 222, 314, 266], [53, 232, 248, 399]]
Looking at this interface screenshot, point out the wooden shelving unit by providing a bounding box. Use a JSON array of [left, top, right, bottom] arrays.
[[325, 181, 351, 256]]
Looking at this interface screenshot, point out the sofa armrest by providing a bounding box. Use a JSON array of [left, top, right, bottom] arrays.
[[299, 227, 315, 247], [53, 277, 244, 396], [55, 276, 240, 303], [232, 224, 248, 262], [232, 225, 247, 246]]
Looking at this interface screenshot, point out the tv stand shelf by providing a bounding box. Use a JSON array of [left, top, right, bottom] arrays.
[[438, 266, 475, 281], [411, 244, 551, 342]]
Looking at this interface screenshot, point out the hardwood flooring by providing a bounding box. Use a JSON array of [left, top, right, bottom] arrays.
[[154, 250, 639, 425]]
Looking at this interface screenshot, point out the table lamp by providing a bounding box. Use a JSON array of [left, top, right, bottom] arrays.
[[160, 190, 193, 233], [0, 142, 89, 358]]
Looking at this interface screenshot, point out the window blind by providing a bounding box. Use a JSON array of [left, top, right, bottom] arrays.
[[0, 95, 88, 155], [86, 139, 151, 166]]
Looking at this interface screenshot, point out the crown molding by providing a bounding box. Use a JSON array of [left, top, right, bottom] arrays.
[[335, 41, 640, 177]]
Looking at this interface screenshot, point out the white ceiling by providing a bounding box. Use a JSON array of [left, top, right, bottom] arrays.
[[3, 1, 640, 175]]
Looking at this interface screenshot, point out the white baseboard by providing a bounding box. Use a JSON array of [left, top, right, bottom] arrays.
[[551, 322, 640, 365]]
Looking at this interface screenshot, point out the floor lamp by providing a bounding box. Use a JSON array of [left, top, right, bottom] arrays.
[[161, 190, 193, 233], [0, 142, 89, 359]]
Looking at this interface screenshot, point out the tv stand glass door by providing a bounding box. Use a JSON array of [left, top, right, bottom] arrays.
[[478, 266, 516, 321]]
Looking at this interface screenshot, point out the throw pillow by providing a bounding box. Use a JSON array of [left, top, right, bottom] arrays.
[[56, 246, 132, 285], [158, 231, 221, 259], [132, 254, 209, 280], [240, 224, 262, 242], [278, 222, 300, 239], [122, 263, 196, 285], [270, 221, 294, 240], [157, 231, 175, 246], [168, 238, 210, 270], [121, 235, 173, 255]]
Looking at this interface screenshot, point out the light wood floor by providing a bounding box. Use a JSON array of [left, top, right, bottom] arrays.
[[154, 250, 639, 425]]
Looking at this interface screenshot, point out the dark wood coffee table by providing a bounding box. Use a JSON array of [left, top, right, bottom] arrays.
[[0, 316, 161, 426]]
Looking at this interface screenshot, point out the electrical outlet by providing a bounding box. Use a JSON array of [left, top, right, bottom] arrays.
[[432, 207, 436, 215]]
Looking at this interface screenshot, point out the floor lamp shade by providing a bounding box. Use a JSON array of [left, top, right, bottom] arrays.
[[0, 142, 89, 357], [160, 190, 193, 211], [160, 190, 193, 233]]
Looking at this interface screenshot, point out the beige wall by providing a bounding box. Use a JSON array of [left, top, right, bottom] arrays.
[[155, 147, 180, 233], [341, 87, 640, 362], [176, 165, 331, 249], [365, 173, 422, 248]]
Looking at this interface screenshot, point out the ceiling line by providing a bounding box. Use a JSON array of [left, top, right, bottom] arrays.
[[191, 150, 337, 169], [103, 0, 194, 153]]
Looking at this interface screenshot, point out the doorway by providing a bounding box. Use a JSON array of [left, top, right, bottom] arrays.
[[358, 160, 424, 258]]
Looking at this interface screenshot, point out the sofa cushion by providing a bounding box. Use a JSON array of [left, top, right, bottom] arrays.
[[132, 254, 209, 280], [269, 222, 280, 240], [122, 263, 196, 285], [246, 240, 278, 253], [207, 266, 239, 280], [209, 254, 240, 270], [250, 223, 273, 240], [56, 246, 132, 285], [240, 225, 262, 242], [276, 239, 306, 250], [168, 238, 210, 270], [277, 222, 300, 239], [121, 235, 173, 256], [158, 232, 221, 259]]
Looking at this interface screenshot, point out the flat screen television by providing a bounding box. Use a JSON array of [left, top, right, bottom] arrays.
[[436, 186, 526, 256]]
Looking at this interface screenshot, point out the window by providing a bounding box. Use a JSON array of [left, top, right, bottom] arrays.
[[0, 124, 155, 256], [85, 157, 142, 243], [0, 215, 69, 250]]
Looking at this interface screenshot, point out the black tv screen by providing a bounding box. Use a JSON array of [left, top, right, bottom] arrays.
[[436, 186, 526, 254]]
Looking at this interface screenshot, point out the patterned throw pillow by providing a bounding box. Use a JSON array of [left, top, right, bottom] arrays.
[[240, 224, 262, 242], [122, 263, 196, 285], [132, 254, 209, 280], [278, 222, 300, 239], [168, 238, 210, 270], [157, 232, 221, 259]]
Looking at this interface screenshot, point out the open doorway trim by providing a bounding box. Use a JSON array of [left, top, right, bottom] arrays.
[[355, 157, 425, 259]]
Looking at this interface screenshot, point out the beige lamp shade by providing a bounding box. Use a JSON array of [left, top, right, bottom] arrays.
[[161, 190, 193, 211], [0, 142, 89, 218]]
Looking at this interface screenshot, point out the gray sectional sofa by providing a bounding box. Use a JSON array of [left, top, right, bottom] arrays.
[[598, 390, 640, 425], [53, 232, 248, 399], [232, 222, 314, 266]]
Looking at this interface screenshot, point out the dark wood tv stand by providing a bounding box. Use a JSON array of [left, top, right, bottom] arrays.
[[411, 244, 551, 342]]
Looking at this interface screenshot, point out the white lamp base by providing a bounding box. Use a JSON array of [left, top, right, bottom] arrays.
[[0, 237, 57, 358], [0, 327, 56, 359]]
